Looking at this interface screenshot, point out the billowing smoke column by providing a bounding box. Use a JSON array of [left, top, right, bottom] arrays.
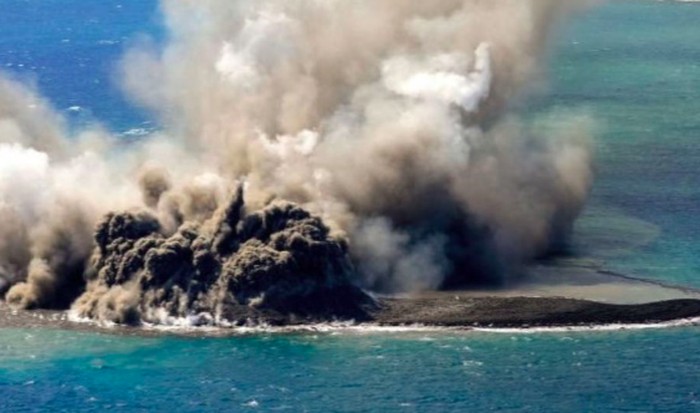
[[0, 0, 595, 324], [73, 185, 370, 324]]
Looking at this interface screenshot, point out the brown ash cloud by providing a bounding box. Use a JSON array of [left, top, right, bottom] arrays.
[[0, 1, 599, 325]]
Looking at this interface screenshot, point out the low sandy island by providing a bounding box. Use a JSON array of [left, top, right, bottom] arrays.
[[1, 263, 700, 335]]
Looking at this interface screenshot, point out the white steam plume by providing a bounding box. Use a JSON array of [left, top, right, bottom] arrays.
[[0, 0, 596, 314]]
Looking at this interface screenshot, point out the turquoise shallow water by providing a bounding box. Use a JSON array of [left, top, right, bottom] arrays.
[[1, 1, 700, 412], [548, 1, 700, 287], [1, 327, 699, 412]]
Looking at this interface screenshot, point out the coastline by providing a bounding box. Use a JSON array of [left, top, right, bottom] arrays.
[[373, 295, 700, 328], [2, 295, 700, 337], [2, 264, 700, 336]]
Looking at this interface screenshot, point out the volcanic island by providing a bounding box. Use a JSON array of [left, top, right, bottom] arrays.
[[2, 190, 699, 335]]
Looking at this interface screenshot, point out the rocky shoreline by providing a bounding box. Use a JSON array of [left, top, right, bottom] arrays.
[[373, 295, 700, 328], [2, 294, 700, 336]]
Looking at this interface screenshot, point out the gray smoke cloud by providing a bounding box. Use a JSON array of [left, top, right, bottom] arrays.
[[0, 0, 596, 323]]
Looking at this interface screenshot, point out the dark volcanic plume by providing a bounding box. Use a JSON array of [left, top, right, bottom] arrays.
[[0, 0, 596, 324]]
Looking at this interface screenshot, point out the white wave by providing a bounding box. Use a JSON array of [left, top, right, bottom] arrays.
[[64, 309, 700, 336], [120, 128, 153, 137], [473, 317, 700, 334], [67, 310, 118, 328]]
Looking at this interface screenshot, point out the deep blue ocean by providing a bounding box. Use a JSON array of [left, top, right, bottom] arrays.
[[1, 1, 699, 412]]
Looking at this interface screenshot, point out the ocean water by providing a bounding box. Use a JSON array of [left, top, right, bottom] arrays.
[[550, 1, 700, 287], [1, 326, 699, 413], [1, 1, 700, 412]]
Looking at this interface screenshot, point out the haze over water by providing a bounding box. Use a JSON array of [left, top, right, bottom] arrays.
[[557, 1, 700, 289], [1, 1, 699, 412]]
